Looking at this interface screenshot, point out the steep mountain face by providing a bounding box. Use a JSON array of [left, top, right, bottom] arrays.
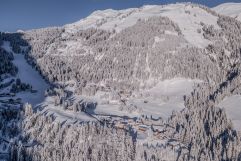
[[1, 2, 241, 161], [23, 4, 221, 91], [213, 3, 241, 21]]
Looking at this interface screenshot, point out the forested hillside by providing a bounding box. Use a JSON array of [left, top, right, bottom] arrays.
[[1, 2, 241, 161]]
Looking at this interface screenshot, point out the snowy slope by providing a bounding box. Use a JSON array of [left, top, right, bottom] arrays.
[[65, 3, 219, 48], [19, 3, 219, 122], [126, 78, 202, 119], [213, 3, 241, 21], [43, 78, 201, 122], [218, 95, 241, 131], [1, 41, 49, 105]]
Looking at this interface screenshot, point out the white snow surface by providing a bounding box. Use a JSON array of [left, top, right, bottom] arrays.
[[95, 78, 200, 120], [40, 96, 96, 123], [218, 95, 241, 131], [1, 41, 49, 105], [127, 78, 202, 119], [213, 3, 241, 21], [65, 3, 219, 48], [43, 78, 201, 122]]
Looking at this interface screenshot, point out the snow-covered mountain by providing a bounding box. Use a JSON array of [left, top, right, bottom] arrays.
[[213, 3, 241, 21], [65, 3, 219, 48], [1, 2, 241, 161]]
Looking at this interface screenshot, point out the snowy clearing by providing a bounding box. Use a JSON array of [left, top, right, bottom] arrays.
[[43, 78, 201, 122], [218, 95, 241, 131], [95, 78, 200, 120]]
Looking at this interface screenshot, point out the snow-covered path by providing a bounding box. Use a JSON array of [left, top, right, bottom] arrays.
[[2, 41, 49, 105]]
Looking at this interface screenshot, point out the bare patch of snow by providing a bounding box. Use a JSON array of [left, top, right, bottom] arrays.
[[218, 95, 241, 131], [54, 39, 94, 57], [152, 36, 165, 48], [154, 36, 165, 43], [164, 30, 178, 36], [1, 41, 12, 53], [128, 78, 202, 119]]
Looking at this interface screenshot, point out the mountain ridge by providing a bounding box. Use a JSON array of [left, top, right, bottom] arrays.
[[213, 2, 241, 21]]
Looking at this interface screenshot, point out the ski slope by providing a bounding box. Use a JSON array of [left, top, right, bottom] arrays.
[[1, 41, 49, 106]]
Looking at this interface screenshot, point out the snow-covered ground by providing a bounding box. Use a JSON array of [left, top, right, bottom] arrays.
[[106, 78, 199, 118], [40, 96, 96, 123], [65, 3, 219, 48], [131, 78, 202, 119], [1, 41, 49, 106], [218, 95, 241, 131], [213, 3, 241, 21], [42, 78, 201, 123], [94, 78, 201, 120]]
